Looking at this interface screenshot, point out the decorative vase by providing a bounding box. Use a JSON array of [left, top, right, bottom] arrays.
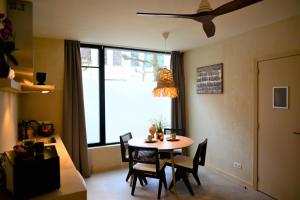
[[149, 124, 156, 139], [156, 131, 164, 141], [7, 68, 15, 80]]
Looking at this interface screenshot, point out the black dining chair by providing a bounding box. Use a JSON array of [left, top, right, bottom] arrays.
[[129, 146, 168, 199], [164, 128, 184, 137], [119, 132, 147, 185], [168, 138, 208, 195], [160, 128, 185, 158]]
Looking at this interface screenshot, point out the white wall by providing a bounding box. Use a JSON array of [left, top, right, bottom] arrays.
[[0, 0, 6, 16], [0, 92, 18, 153], [88, 145, 126, 173], [184, 15, 300, 186], [0, 0, 18, 153]]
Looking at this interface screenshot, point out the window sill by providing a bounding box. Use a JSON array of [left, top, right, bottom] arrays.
[[88, 143, 119, 149]]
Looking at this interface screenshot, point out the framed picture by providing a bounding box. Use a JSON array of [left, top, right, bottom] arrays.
[[196, 63, 223, 94], [273, 86, 288, 109]]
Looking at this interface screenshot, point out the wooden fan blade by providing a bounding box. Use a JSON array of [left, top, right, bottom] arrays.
[[213, 0, 263, 16], [136, 12, 193, 19], [202, 21, 215, 38]]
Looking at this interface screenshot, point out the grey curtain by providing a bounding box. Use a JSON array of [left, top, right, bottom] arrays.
[[171, 51, 186, 135], [63, 40, 90, 177]]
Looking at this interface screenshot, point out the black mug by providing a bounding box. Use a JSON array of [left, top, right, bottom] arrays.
[[36, 72, 47, 85]]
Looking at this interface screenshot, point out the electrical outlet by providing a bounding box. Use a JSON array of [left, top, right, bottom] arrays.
[[233, 162, 242, 169]]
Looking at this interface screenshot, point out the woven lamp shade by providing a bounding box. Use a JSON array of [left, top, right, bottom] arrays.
[[153, 68, 178, 98]]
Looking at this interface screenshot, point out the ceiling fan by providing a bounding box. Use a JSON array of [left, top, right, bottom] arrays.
[[137, 0, 263, 38]]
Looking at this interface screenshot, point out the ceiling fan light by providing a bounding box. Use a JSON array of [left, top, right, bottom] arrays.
[[197, 0, 212, 13]]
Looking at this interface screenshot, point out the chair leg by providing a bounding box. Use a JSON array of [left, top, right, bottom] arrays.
[[181, 172, 194, 196], [169, 169, 180, 190], [126, 169, 133, 182], [168, 178, 174, 190], [142, 176, 148, 184], [131, 174, 138, 196], [162, 170, 167, 189], [138, 176, 144, 186], [192, 172, 201, 185], [158, 178, 163, 199], [176, 169, 182, 182]]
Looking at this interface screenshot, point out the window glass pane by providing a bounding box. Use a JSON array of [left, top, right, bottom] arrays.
[[80, 47, 99, 66], [82, 67, 100, 144], [105, 48, 171, 143], [144, 53, 153, 68], [157, 54, 164, 67], [113, 50, 122, 66], [131, 51, 139, 67]]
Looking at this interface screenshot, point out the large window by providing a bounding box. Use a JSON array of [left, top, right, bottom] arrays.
[[81, 45, 171, 146]]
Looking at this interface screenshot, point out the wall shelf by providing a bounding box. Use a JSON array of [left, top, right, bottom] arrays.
[[0, 78, 21, 93], [0, 78, 55, 94], [21, 84, 55, 93]]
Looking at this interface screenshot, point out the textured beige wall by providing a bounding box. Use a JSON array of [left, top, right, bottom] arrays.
[[184, 15, 300, 185], [0, 0, 6, 16], [88, 145, 126, 173], [19, 38, 64, 135], [0, 0, 17, 153], [0, 92, 18, 152]]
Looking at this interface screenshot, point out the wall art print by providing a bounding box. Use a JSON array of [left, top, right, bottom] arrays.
[[196, 63, 223, 94], [273, 86, 288, 109]]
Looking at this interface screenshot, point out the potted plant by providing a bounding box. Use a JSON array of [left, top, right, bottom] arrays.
[[150, 117, 168, 141], [0, 13, 17, 78], [155, 121, 164, 141]]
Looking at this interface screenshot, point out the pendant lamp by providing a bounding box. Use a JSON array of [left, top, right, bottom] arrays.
[[153, 32, 178, 98]]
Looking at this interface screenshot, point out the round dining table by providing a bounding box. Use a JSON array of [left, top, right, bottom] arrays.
[[128, 135, 193, 193]]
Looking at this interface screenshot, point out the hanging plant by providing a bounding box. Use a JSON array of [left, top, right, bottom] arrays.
[[0, 13, 18, 78]]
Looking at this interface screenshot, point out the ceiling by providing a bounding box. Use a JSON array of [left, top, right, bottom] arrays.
[[31, 0, 300, 51]]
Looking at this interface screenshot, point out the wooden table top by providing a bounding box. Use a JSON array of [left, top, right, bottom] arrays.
[[128, 135, 193, 150]]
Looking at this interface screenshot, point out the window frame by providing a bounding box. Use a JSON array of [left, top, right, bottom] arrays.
[[80, 43, 171, 147]]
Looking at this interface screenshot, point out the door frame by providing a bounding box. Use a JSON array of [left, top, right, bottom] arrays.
[[253, 50, 300, 190]]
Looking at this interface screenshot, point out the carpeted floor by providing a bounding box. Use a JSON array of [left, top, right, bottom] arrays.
[[84, 166, 274, 200]]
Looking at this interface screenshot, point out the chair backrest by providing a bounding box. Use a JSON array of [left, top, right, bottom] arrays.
[[119, 132, 132, 162], [193, 138, 208, 170], [128, 146, 159, 172], [164, 128, 184, 136]]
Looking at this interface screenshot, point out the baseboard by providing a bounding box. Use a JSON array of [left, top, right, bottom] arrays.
[[92, 165, 126, 174], [206, 164, 254, 190]]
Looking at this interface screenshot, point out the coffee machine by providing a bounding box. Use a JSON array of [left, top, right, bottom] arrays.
[[2, 145, 60, 199], [18, 120, 54, 140]]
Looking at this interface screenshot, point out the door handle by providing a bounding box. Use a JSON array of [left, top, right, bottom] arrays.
[[293, 132, 300, 135]]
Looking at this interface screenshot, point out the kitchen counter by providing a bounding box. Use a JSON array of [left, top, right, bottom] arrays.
[[1, 136, 87, 200]]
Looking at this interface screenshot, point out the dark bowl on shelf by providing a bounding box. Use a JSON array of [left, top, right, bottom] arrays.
[[36, 72, 47, 85]]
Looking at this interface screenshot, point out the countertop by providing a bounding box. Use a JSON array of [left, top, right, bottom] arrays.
[[1, 136, 87, 200]]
